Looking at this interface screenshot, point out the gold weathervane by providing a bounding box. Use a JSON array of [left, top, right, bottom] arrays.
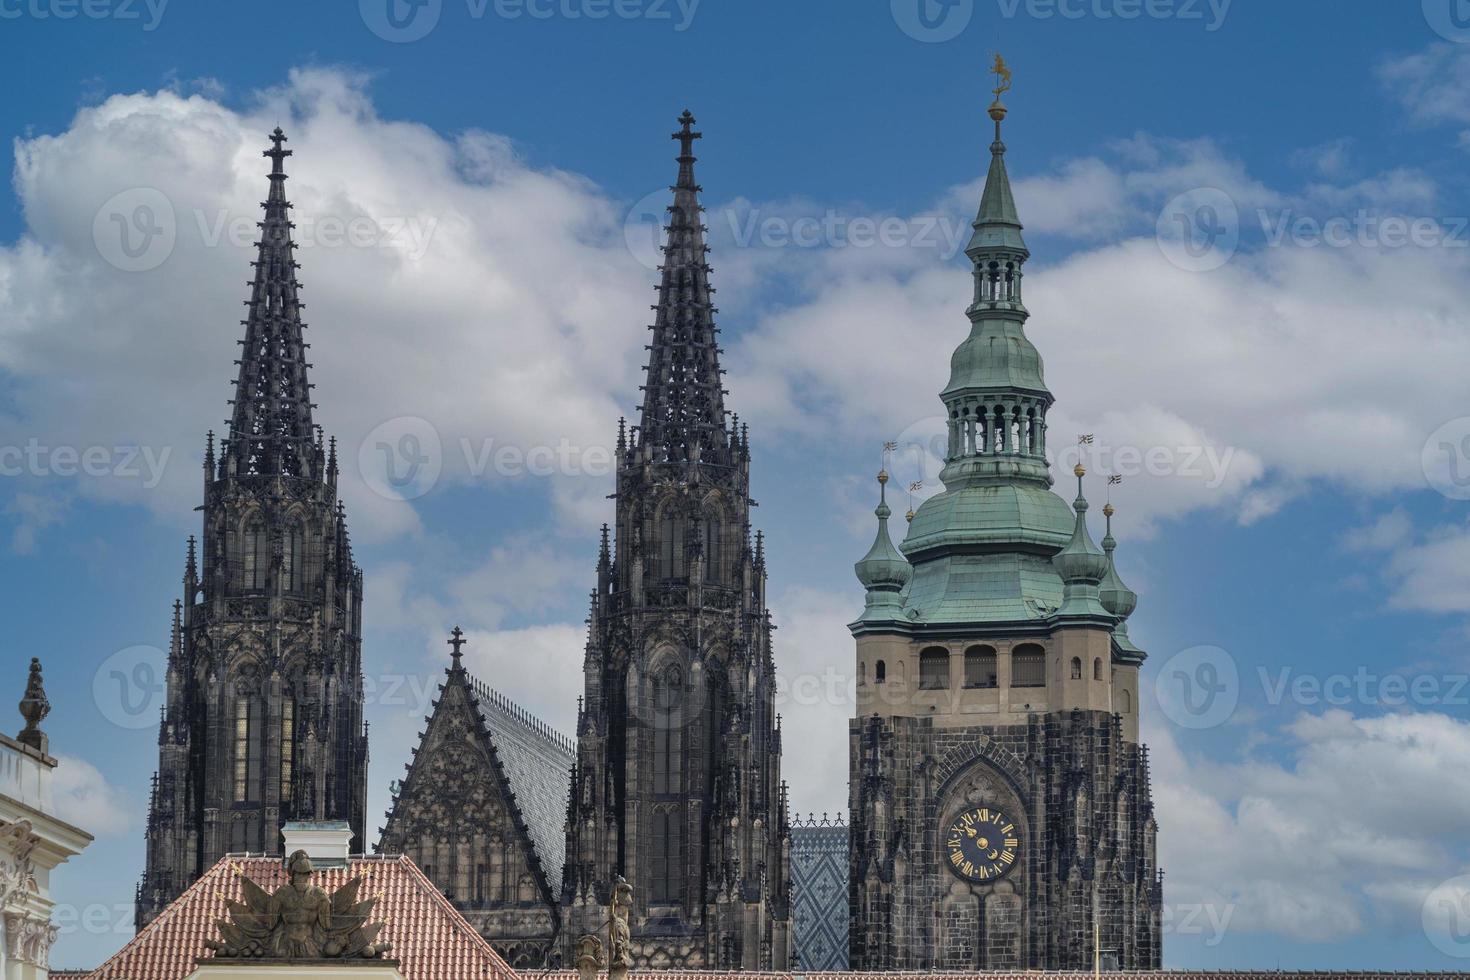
[[990, 53, 1012, 105], [989, 53, 1012, 123]]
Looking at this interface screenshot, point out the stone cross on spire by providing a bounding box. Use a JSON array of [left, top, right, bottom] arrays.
[[265, 126, 292, 175], [448, 626, 466, 667], [673, 109, 701, 188]]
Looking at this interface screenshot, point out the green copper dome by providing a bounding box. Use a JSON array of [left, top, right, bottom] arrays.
[[854, 472, 912, 623], [1052, 468, 1112, 621], [1099, 502, 1146, 660], [943, 318, 1048, 397]]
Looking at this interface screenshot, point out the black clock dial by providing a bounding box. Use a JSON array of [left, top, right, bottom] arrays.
[[944, 806, 1020, 882]]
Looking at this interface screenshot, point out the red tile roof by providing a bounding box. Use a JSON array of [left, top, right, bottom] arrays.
[[84, 855, 515, 980]]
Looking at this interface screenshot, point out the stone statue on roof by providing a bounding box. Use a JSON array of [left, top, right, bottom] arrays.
[[205, 850, 393, 961]]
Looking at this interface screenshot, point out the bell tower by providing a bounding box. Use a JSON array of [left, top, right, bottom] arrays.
[[137, 129, 369, 927], [847, 66, 1161, 971]]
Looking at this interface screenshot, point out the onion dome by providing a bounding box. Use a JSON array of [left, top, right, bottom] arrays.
[[1098, 503, 1136, 619], [854, 471, 911, 621], [1053, 465, 1112, 620], [1099, 502, 1146, 660]]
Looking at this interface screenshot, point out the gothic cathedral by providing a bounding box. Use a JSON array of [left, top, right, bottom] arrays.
[[137, 130, 369, 926], [561, 112, 793, 970], [846, 94, 1163, 969]]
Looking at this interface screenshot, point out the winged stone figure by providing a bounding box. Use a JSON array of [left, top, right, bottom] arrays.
[[205, 850, 391, 960]]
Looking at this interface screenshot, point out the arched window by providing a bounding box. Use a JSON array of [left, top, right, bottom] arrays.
[[703, 514, 722, 584], [1070, 657, 1083, 680], [243, 519, 268, 591], [964, 646, 998, 688], [283, 520, 305, 593], [651, 808, 683, 904], [857, 661, 866, 686], [649, 667, 682, 905], [658, 510, 684, 580], [875, 660, 887, 684], [233, 694, 263, 801], [652, 667, 683, 795], [279, 695, 295, 806], [1012, 645, 1046, 688], [1094, 658, 1103, 681], [919, 648, 949, 690], [1119, 688, 1133, 713]]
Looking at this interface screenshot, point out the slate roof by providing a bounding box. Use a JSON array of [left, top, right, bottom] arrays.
[[790, 814, 849, 971], [81, 854, 515, 980], [468, 675, 576, 895]]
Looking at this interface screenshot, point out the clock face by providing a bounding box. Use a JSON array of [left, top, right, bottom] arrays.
[[944, 806, 1021, 883]]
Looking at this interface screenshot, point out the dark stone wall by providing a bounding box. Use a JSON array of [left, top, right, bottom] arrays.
[[849, 710, 1161, 970]]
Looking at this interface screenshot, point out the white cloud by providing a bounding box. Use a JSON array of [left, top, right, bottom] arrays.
[[1342, 508, 1414, 554], [1, 69, 647, 546], [1383, 520, 1470, 614], [769, 586, 859, 817], [1150, 709, 1470, 943], [720, 134, 1469, 531], [51, 754, 131, 836], [5, 492, 69, 554], [456, 623, 585, 736], [1379, 43, 1470, 131]]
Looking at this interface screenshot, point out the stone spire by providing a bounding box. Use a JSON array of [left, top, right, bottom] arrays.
[[854, 469, 911, 622], [635, 110, 730, 465], [224, 128, 317, 479], [17, 657, 50, 754]]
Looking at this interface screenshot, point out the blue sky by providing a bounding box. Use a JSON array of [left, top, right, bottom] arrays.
[[5, 0, 1470, 971]]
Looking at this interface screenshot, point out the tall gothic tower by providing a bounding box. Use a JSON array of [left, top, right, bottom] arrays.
[[136, 129, 369, 927], [847, 89, 1162, 970], [562, 112, 792, 970]]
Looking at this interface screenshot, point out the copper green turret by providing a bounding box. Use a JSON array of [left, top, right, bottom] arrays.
[[1099, 502, 1146, 662], [881, 96, 1075, 628], [854, 470, 911, 623]]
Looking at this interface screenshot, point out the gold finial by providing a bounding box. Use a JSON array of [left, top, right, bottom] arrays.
[[877, 469, 889, 485], [1103, 502, 1114, 518], [989, 53, 1012, 122], [905, 508, 915, 523], [1074, 463, 1086, 478]]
